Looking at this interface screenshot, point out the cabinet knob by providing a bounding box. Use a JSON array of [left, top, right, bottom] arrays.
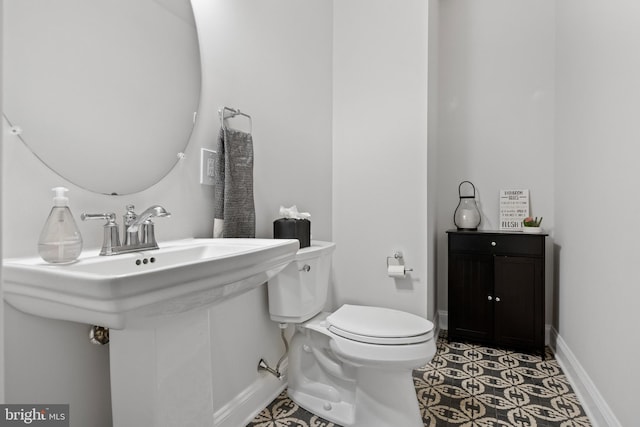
[[487, 295, 493, 301], [491, 241, 497, 247], [495, 297, 501, 302]]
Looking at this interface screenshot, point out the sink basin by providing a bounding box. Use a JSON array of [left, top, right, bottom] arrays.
[[2, 238, 299, 329]]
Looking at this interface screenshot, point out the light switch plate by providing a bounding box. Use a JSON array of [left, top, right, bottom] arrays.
[[200, 148, 216, 185]]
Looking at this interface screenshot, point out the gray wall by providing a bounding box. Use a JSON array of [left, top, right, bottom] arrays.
[[332, 0, 432, 319], [436, 0, 556, 325], [555, 1, 639, 425], [436, 1, 637, 426]]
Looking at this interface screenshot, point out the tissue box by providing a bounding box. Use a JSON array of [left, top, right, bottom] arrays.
[[273, 218, 310, 248]]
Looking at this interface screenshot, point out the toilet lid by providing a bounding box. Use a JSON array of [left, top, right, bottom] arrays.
[[326, 304, 434, 345]]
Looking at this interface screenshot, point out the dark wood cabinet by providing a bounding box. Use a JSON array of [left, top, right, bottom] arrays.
[[447, 230, 546, 356]]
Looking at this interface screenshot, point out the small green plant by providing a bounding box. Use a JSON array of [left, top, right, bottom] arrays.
[[523, 216, 543, 227]]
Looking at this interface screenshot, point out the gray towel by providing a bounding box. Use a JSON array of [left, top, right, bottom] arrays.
[[213, 127, 255, 238]]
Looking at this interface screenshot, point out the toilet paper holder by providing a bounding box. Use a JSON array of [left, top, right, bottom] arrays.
[[387, 251, 413, 274]]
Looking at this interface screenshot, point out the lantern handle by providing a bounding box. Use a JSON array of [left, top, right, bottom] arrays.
[[458, 181, 476, 198]]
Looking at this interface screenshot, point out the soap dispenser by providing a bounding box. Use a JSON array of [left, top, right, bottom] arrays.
[[38, 187, 83, 263]]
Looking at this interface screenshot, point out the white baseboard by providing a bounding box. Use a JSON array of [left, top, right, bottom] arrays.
[[545, 323, 552, 346], [550, 328, 622, 427], [430, 310, 441, 338], [437, 310, 448, 331], [213, 364, 288, 427]]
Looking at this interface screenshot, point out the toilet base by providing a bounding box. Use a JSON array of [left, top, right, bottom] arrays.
[[289, 367, 423, 427], [352, 367, 423, 427], [289, 388, 356, 426], [286, 313, 433, 427]]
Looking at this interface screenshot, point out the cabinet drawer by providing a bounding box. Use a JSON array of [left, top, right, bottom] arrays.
[[448, 232, 544, 257]]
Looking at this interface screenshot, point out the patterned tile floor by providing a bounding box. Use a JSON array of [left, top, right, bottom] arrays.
[[248, 332, 592, 427]]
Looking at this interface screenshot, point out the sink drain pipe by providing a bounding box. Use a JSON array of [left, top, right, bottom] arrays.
[[258, 323, 289, 380]]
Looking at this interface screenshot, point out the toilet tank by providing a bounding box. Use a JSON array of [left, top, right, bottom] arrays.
[[267, 240, 336, 323]]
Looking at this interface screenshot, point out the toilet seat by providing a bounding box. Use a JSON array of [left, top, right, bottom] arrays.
[[326, 304, 434, 345]]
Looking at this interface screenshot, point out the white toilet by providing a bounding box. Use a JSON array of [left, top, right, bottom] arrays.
[[267, 241, 436, 427]]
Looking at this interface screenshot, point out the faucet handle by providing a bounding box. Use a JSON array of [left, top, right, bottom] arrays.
[[81, 212, 121, 256], [124, 205, 136, 221], [122, 205, 139, 246], [81, 212, 117, 224]]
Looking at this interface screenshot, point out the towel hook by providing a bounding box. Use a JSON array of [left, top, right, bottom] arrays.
[[219, 106, 252, 134]]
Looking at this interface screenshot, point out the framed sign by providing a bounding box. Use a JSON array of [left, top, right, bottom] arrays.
[[500, 189, 530, 231]]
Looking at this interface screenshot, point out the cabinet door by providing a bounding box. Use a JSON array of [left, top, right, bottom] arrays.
[[448, 253, 494, 342], [493, 256, 543, 351]]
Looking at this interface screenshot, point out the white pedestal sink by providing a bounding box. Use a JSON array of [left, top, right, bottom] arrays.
[[3, 238, 299, 425]]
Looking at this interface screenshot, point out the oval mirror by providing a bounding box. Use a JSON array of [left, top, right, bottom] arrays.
[[4, 0, 201, 195]]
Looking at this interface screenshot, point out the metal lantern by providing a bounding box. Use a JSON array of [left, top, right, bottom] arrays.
[[454, 181, 481, 230]]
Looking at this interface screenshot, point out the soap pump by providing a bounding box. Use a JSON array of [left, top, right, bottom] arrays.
[[38, 187, 83, 263]]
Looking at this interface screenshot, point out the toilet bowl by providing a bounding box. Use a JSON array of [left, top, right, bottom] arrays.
[[267, 241, 436, 427]]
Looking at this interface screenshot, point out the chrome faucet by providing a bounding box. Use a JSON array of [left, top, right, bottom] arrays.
[[82, 205, 171, 256], [126, 205, 171, 245]]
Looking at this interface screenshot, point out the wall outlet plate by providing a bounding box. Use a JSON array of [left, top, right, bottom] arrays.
[[200, 148, 216, 185]]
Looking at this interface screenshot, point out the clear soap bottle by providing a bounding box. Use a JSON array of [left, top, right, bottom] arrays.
[[38, 187, 83, 263]]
